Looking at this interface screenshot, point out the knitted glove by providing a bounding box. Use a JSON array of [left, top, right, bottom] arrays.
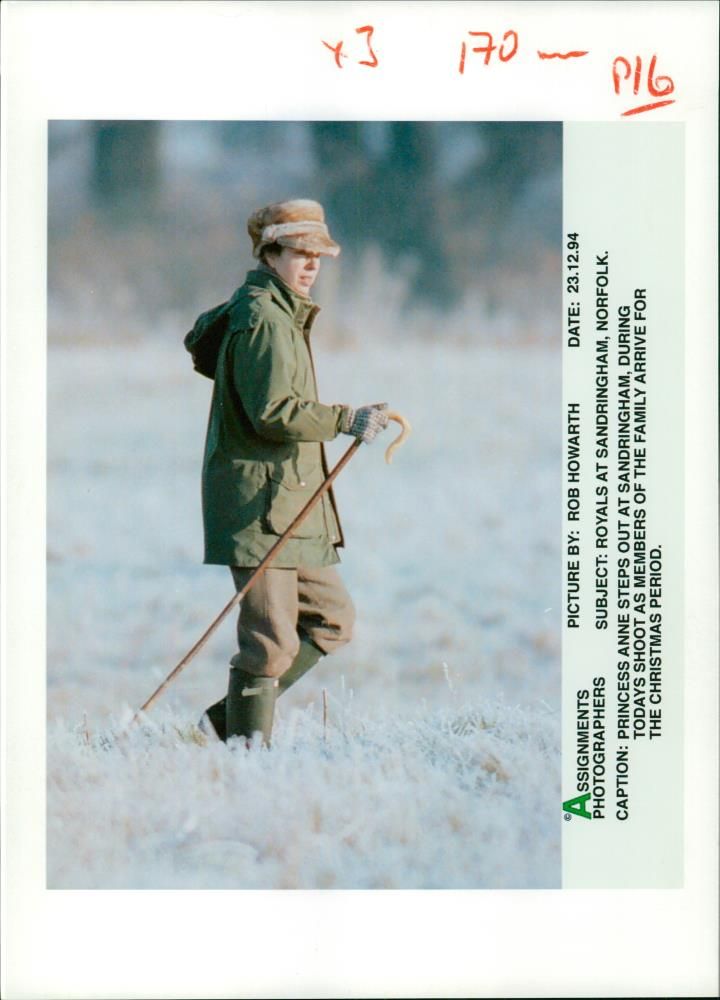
[[340, 402, 390, 444]]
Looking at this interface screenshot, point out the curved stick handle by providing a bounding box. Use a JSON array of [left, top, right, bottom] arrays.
[[384, 410, 412, 464]]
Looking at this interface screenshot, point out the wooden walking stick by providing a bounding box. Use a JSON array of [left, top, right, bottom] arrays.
[[132, 412, 411, 723]]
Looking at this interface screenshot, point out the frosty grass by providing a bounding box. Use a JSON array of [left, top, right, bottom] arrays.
[[48, 337, 560, 889]]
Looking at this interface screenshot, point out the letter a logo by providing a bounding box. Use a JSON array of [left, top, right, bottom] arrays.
[[562, 793, 592, 819]]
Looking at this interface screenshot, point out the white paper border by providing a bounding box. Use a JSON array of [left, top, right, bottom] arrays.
[[2, 2, 717, 997]]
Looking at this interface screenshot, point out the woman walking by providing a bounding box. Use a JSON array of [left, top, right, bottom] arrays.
[[190, 199, 390, 746]]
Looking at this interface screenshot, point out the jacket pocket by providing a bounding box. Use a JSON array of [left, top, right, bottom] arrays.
[[223, 460, 269, 531], [266, 468, 325, 538]]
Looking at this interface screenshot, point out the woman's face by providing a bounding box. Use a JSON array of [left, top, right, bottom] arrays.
[[266, 247, 321, 296]]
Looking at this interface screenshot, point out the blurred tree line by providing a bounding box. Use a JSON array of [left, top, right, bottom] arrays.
[[83, 120, 560, 306]]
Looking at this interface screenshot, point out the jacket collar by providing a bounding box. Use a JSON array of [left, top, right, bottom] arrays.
[[244, 266, 320, 328]]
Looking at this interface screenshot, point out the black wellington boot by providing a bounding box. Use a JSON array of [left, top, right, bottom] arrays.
[[200, 638, 324, 743], [226, 668, 278, 747], [201, 697, 228, 741]]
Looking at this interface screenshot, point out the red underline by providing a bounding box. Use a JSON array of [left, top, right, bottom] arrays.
[[622, 99, 676, 116]]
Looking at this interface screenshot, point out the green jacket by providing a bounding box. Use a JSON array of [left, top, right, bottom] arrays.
[[201, 268, 346, 567]]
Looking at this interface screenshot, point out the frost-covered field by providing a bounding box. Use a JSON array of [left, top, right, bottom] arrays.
[[47, 336, 561, 889]]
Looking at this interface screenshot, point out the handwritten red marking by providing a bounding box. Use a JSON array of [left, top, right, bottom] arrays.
[[537, 50, 588, 59], [468, 31, 495, 66], [499, 30, 518, 61], [622, 99, 676, 116], [633, 55, 642, 94], [322, 39, 347, 68], [459, 29, 518, 72], [459, 42, 467, 74], [613, 53, 675, 116], [355, 25, 378, 67], [613, 56, 633, 93], [646, 55, 674, 96]]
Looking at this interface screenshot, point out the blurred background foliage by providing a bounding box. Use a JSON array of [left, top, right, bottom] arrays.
[[48, 120, 561, 345]]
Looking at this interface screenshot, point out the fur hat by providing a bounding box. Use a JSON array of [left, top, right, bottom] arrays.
[[247, 199, 340, 259]]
